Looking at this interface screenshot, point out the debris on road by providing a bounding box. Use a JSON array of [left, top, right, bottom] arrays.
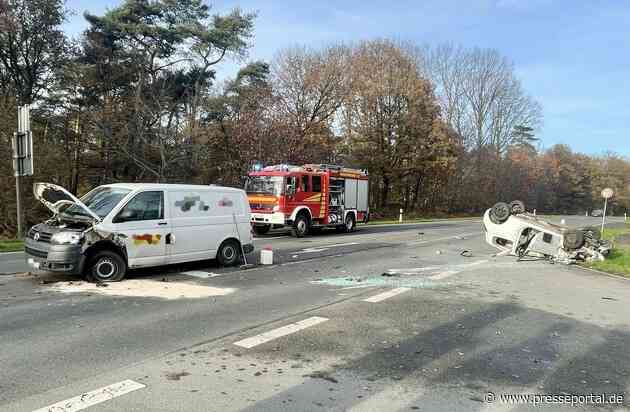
[[303, 371, 339, 383], [460, 250, 473, 257], [38, 278, 236, 300], [483, 200, 611, 264], [165, 371, 190, 381]]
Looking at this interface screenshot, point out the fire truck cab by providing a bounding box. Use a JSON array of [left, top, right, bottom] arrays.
[[245, 164, 369, 237]]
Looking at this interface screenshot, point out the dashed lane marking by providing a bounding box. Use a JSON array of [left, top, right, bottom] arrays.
[[295, 242, 360, 254], [234, 316, 329, 349], [32, 379, 145, 412], [363, 287, 411, 303]]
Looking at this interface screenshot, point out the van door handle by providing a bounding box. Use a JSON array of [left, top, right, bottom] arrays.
[[158, 222, 168, 226]]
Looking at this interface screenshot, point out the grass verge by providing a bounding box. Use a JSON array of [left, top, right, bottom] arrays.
[[585, 224, 630, 277], [0, 239, 24, 253]]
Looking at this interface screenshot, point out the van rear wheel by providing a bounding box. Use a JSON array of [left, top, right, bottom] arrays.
[[217, 239, 241, 266], [87, 251, 126, 283]]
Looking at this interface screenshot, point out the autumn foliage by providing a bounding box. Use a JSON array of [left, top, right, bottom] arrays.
[[1, 1, 629, 237]]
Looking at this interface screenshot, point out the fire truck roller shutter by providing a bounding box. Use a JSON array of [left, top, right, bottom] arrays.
[[345, 179, 357, 209], [357, 179, 368, 212]]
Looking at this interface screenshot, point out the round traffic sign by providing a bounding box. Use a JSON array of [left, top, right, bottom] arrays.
[[601, 188, 614, 199]]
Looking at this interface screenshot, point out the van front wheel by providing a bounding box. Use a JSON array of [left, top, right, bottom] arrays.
[[87, 251, 126, 282], [217, 239, 241, 266]]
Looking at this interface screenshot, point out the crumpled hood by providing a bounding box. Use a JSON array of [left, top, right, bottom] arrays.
[[33, 183, 101, 222]]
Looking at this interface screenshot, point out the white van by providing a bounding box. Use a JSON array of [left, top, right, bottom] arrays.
[[24, 183, 254, 282]]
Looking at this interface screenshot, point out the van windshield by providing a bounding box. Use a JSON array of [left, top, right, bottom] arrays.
[[61, 187, 131, 219], [245, 176, 284, 196]]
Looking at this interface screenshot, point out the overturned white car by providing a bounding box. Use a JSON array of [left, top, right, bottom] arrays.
[[483, 201, 610, 263]]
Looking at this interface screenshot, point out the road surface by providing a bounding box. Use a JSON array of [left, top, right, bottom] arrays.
[[0, 216, 628, 411]]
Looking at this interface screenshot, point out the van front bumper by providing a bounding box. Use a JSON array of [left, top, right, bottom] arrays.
[[24, 237, 85, 274]]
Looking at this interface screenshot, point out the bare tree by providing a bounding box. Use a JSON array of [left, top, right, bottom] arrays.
[[426, 45, 542, 154], [271, 44, 351, 139]]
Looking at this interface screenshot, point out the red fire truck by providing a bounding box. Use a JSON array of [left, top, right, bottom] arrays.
[[245, 164, 369, 237]]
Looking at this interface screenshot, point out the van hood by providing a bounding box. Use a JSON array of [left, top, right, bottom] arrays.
[[33, 182, 102, 222]]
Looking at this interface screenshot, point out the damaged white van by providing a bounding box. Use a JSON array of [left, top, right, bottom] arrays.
[[25, 183, 254, 282]]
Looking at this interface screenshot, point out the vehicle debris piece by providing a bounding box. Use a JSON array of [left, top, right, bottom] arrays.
[[460, 250, 473, 257], [483, 200, 611, 264]]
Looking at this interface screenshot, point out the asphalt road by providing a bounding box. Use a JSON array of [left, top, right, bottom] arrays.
[[1, 216, 628, 411]]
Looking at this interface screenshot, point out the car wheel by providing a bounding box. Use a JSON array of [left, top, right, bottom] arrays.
[[292, 214, 309, 238], [217, 239, 241, 266], [581, 226, 601, 242], [87, 251, 126, 283], [563, 229, 585, 250], [489, 202, 511, 224], [344, 213, 356, 233], [510, 200, 526, 214], [253, 225, 271, 236]]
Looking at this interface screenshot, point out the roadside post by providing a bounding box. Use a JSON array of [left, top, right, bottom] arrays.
[[600, 188, 614, 236], [11, 105, 34, 238], [399, 208, 403, 223]]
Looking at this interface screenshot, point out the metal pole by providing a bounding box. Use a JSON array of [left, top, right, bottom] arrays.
[[15, 174, 22, 239], [600, 197, 608, 236]]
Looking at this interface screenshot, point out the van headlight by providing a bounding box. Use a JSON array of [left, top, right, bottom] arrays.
[[51, 232, 84, 245]]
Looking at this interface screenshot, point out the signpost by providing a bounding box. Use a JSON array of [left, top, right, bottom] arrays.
[[11, 105, 34, 238], [600, 187, 614, 236]]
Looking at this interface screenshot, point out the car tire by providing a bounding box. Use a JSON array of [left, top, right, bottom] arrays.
[[217, 239, 241, 266], [87, 251, 126, 283], [563, 229, 585, 250], [253, 225, 271, 236], [510, 200, 526, 214], [344, 213, 356, 233], [292, 214, 310, 238], [489, 202, 511, 224]]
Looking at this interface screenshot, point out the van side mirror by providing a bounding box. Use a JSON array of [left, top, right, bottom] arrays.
[[287, 184, 296, 195]]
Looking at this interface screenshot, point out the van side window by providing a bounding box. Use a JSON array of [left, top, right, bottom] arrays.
[[114, 191, 164, 223], [312, 176, 322, 192], [301, 175, 309, 192]]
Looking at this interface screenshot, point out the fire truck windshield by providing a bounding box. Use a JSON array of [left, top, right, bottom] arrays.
[[245, 176, 284, 196]]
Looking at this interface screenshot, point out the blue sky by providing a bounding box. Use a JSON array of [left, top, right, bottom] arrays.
[[63, 0, 630, 156]]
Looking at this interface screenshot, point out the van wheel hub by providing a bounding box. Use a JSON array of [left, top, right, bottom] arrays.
[[96, 258, 117, 278], [223, 246, 236, 260]]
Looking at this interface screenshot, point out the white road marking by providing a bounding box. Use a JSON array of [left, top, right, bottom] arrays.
[[0, 251, 25, 256], [407, 231, 481, 246], [32, 379, 145, 412], [427, 270, 459, 280], [296, 242, 360, 254], [363, 287, 411, 303], [234, 316, 329, 348], [386, 259, 489, 277], [253, 236, 288, 240], [180, 270, 222, 279]]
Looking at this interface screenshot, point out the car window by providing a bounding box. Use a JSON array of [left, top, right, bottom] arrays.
[[312, 176, 322, 192], [114, 191, 164, 223]]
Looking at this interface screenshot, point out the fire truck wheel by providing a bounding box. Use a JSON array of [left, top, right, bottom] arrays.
[[344, 213, 356, 232], [292, 214, 310, 237], [253, 225, 271, 236]]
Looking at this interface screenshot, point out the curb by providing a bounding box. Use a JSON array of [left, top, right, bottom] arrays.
[[0, 251, 24, 256], [575, 265, 630, 282]]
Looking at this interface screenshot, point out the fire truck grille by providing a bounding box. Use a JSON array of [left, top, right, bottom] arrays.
[[250, 204, 273, 211]]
